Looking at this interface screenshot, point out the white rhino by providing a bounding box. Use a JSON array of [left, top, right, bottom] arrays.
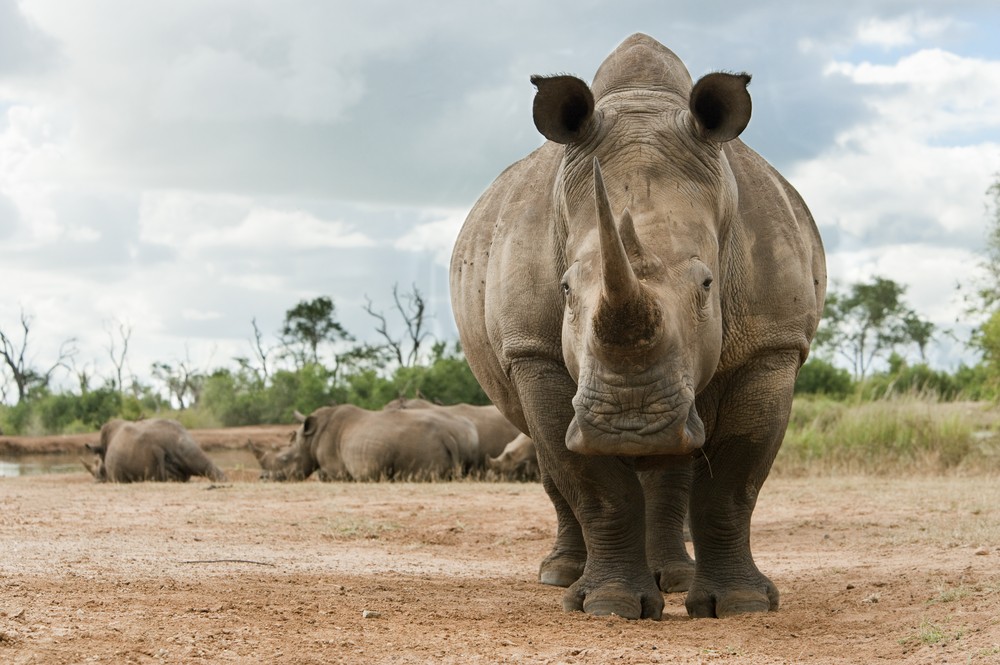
[[382, 397, 521, 466], [450, 34, 825, 620], [84, 418, 227, 483], [486, 432, 538, 481], [249, 404, 480, 482]]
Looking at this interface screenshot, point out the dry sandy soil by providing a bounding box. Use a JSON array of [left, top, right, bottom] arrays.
[[1, 428, 999, 664]]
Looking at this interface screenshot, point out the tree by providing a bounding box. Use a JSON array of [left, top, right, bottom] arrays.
[[967, 174, 1000, 313], [151, 356, 204, 409], [966, 173, 1000, 373], [0, 309, 78, 404], [105, 319, 133, 394], [280, 296, 353, 368], [363, 283, 431, 368], [814, 276, 933, 380], [234, 317, 276, 385]]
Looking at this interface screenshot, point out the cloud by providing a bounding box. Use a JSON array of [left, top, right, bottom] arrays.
[[854, 13, 954, 48], [394, 210, 469, 267], [789, 41, 1000, 368], [138, 191, 375, 253]]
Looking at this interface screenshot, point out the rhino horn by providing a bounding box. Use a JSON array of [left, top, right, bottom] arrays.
[[594, 158, 641, 305], [594, 158, 661, 347]]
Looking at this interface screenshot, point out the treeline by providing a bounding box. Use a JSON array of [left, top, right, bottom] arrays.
[[0, 288, 489, 436]]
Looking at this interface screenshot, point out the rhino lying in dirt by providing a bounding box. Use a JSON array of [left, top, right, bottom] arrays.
[[486, 432, 538, 481], [451, 34, 825, 619], [383, 397, 521, 466], [83, 418, 227, 483], [249, 404, 480, 481]]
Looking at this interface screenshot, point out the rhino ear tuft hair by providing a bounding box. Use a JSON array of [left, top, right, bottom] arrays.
[[689, 72, 752, 143], [531, 74, 596, 144]]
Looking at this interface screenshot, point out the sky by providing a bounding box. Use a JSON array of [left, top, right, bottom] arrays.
[[2, 0, 1000, 398]]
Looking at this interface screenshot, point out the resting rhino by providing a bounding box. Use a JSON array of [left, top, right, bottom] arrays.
[[486, 433, 538, 481], [383, 397, 521, 466], [85, 418, 227, 483], [249, 404, 480, 481], [450, 34, 825, 620]]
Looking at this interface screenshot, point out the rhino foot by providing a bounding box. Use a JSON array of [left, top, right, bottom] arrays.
[[685, 576, 779, 618], [653, 560, 695, 593], [562, 577, 664, 620], [538, 554, 585, 587]]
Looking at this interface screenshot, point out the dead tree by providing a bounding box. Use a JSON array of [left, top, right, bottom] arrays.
[[0, 309, 78, 403], [363, 283, 431, 368], [105, 319, 133, 393]]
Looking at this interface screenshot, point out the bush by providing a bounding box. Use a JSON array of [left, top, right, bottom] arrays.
[[795, 358, 853, 398]]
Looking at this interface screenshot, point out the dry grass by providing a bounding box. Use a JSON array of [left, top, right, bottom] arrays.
[[775, 397, 1000, 476]]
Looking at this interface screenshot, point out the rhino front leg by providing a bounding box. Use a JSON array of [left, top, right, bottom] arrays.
[[538, 463, 587, 588], [513, 360, 663, 620], [639, 462, 695, 593], [685, 352, 798, 618]]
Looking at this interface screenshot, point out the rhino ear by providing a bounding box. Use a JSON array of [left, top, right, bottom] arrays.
[[302, 415, 318, 438], [531, 75, 596, 144], [689, 72, 752, 143]]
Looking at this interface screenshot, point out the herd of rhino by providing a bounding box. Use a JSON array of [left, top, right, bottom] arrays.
[[84, 34, 827, 622], [79, 398, 538, 484]]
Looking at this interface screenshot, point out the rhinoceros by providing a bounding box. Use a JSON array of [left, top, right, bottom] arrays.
[[383, 397, 521, 466], [85, 418, 227, 483], [249, 404, 480, 481], [486, 432, 538, 481], [450, 34, 825, 620]]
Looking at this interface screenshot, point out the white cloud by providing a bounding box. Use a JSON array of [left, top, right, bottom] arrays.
[[0, 104, 68, 246], [138, 191, 375, 252], [825, 49, 1000, 139], [792, 43, 1000, 367], [854, 14, 953, 49], [394, 209, 468, 267]]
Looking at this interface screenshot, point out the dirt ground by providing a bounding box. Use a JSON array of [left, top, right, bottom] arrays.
[[1, 429, 999, 664]]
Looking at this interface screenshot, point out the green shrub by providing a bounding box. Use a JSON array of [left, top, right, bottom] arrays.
[[795, 358, 853, 398]]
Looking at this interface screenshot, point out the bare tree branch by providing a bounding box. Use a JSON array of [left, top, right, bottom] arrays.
[[0, 309, 77, 403], [250, 317, 273, 382], [364, 295, 404, 366], [105, 319, 133, 394]]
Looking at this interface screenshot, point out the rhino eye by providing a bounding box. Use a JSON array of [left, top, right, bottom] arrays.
[[561, 282, 571, 296], [702, 277, 713, 291]]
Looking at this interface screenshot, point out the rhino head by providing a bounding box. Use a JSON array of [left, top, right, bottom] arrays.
[[248, 430, 312, 481], [533, 34, 751, 457]]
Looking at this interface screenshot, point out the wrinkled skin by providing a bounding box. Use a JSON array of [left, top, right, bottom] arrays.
[[487, 433, 539, 481], [85, 419, 228, 483], [249, 404, 480, 482], [383, 397, 521, 465], [451, 34, 825, 620]]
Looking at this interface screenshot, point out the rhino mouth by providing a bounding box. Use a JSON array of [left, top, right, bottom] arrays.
[[566, 377, 705, 456]]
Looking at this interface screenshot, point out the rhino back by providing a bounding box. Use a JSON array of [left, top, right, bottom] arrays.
[[444, 404, 520, 459]]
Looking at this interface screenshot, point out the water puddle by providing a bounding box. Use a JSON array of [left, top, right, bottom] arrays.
[[0, 449, 259, 478]]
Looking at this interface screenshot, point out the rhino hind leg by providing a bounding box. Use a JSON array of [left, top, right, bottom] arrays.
[[162, 453, 193, 481], [640, 464, 695, 593]]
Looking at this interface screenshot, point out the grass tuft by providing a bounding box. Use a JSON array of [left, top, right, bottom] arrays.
[[775, 396, 1000, 476]]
